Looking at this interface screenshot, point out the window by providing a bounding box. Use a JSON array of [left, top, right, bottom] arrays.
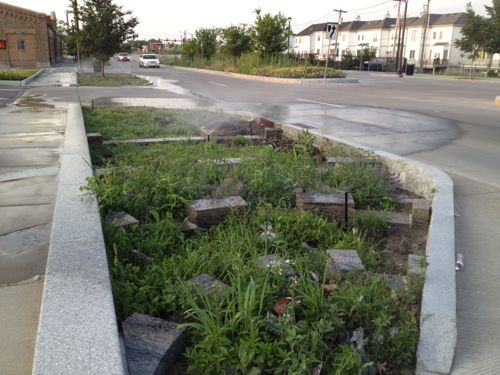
[[409, 50, 415, 59], [433, 32, 436, 39], [342, 34, 346, 41], [317, 49, 320, 54], [411, 30, 417, 41], [443, 50, 448, 60], [357, 35, 360, 41], [362, 34, 364, 41], [373, 34, 378, 42], [317, 34, 321, 41], [17, 39, 25, 51], [439, 31, 443, 39]]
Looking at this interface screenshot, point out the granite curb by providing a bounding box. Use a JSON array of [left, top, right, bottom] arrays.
[[0, 69, 44, 87], [277, 123, 456, 375], [32, 103, 126, 374], [167, 65, 358, 84]]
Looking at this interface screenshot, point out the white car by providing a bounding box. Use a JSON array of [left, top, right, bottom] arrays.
[[116, 52, 129, 61], [139, 54, 160, 68]]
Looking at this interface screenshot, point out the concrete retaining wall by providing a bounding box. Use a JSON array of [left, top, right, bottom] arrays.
[[279, 123, 456, 375], [0, 69, 44, 86], [32, 103, 126, 374]]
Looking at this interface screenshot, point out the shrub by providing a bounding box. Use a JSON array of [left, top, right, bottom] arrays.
[[252, 65, 345, 78]]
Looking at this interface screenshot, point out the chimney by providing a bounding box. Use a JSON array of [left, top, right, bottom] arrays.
[[355, 14, 361, 21], [465, 2, 473, 12], [385, 10, 391, 18]]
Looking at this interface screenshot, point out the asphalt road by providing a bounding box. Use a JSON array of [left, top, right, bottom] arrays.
[[0, 86, 23, 107], [28, 58, 500, 374]]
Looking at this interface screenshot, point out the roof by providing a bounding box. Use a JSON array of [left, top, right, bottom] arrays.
[[296, 12, 468, 36], [295, 23, 333, 36]]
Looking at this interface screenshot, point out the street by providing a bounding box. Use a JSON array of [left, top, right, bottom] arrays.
[[21, 57, 500, 374]]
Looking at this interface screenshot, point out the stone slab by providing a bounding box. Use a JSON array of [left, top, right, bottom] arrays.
[[408, 254, 424, 276], [356, 209, 412, 229], [103, 136, 205, 145], [186, 196, 247, 228], [122, 313, 187, 375], [412, 199, 431, 227], [176, 220, 202, 235], [381, 274, 407, 293], [106, 211, 140, 227], [0, 175, 58, 206], [264, 127, 283, 141], [130, 250, 150, 267], [0, 204, 53, 236], [0, 148, 61, 167], [255, 254, 295, 276], [189, 273, 231, 296], [325, 249, 365, 277], [87, 132, 103, 145], [0, 279, 44, 375], [325, 156, 358, 166], [296, 192, 355, 224]]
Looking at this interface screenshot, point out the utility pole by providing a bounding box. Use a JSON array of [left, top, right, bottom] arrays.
[[419, 0, 431, 72], [397, 0, 409, 77], [333, 9, 347, 65], [394, 0, 403, 73], [70, 0, 80, 71], [287, 17, 292, 53]]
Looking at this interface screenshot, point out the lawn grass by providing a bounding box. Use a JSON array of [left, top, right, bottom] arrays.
[[78, 73, 150, 86], [83, 107, 221, 140], [84, 134, 421, 373], [0, 69, 38, 81]]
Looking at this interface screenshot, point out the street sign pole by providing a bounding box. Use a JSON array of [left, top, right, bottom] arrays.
[[323, 24, 336, 82]]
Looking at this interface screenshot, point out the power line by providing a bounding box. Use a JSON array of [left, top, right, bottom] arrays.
[[347, 0, 394, 13]]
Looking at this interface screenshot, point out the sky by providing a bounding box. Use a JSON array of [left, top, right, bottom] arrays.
[[10, 0, 491, 39]]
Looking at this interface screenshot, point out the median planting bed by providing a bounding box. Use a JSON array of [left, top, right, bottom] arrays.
[[84, 108, 428, 374]]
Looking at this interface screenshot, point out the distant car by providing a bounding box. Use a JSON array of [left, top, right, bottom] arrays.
[[139, 54, 160, 68], [117, 52, 129, 61]]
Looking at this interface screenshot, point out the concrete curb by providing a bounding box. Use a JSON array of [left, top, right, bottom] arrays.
[[21, 69, 45, 86], [0, 69, 44, 87], [32, 104, 126, 374], [167, 65, 358, 84], [278, 123, 456, 375]]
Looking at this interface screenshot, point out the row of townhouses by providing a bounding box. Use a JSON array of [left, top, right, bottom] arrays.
[[292, 10, 498, 68]]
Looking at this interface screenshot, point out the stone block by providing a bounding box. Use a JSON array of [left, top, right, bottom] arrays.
[[185, 196, 247, 228], [122, 313, 187, 375], [256, 254, 295, 276], [380, 274, 407, 293], [264, 127, 283, 142], [105, 211, 140, 227], [250, 117, 275, 128], [408, 254, 424, 275], [325, 249, 365, 277], [412, 199, 431, 227], [356, 210, 411, 230], [296, 192, 354, 224], [130, 249, 150, 267], [176, 220, 203, 235], [325, 156, 358, 166], [189, 274, 231, 296], [86, 132, 103, 145]]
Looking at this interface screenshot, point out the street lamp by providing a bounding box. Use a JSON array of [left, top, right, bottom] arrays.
[[287, 17, 292, 53]]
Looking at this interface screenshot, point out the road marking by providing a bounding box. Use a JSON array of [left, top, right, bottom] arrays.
[[0, 89, 21, 91], [296, 98, 345, 108], [210, 81, 227, 87]]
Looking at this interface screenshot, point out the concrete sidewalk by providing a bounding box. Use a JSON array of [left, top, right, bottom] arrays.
[[0, 77, 70, 374]]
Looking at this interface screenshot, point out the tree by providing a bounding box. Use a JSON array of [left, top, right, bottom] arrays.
[[79, 0, 138, 76], [181, 38, 199, 61], [253, 9, 289, 57], [195, 28, 219, 60], [484, 0, 500, 68], [221, 25, 253, 57], [454, 10, 489, 77]]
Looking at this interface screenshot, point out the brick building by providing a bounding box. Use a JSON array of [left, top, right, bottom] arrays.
[[0, 2, 63, 68]]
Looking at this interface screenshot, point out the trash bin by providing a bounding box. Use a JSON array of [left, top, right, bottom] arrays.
[[406, 63, 415, 76]]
